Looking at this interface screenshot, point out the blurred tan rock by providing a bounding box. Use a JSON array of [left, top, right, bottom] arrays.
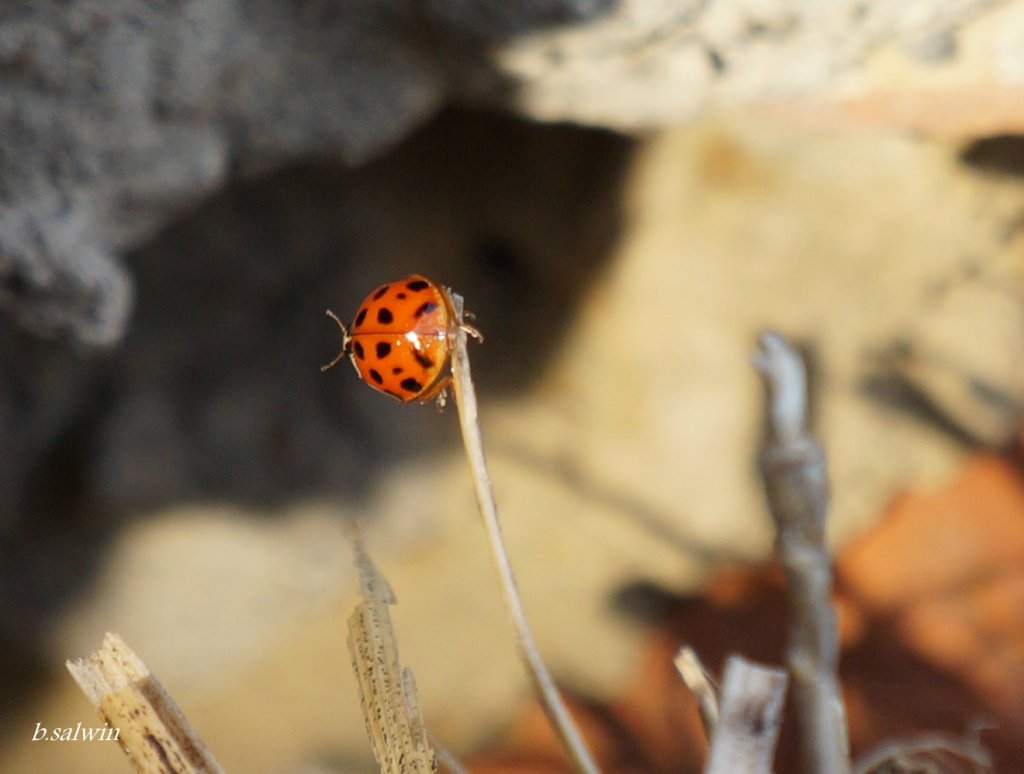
[[498, 0, 1024, 138], [511, 117, 1024, 554]]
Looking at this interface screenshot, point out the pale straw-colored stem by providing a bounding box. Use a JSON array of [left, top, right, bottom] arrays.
[[449, 319, 599, 774], [674, 645, 719, 741]]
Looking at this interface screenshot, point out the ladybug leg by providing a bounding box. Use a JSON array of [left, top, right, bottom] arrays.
[[320, 309, 351, 372], [459, 320, 484, 343], [417, 374, 452, 410], [458, 308, 484, 342]]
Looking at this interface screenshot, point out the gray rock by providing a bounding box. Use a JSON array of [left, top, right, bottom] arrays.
[[0, 0, 1010, 343], [0, 0, 618, 345]]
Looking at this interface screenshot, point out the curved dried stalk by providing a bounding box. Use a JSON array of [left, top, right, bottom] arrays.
[[449, 296, 599, 774]]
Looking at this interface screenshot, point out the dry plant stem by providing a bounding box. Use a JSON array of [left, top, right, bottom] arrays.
[[753, 331, 850, 774], [674, 646, 719, 741], [66, 632, 223, 774], [449, 322, 599, 774], [704, 655, 788, 774], [347, 537, 437, 773], [853, 731, 993, 774], [429, 731, 471, 774]]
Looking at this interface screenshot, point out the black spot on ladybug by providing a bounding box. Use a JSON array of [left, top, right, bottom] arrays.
[[375, 342, 392, 359], [414, 352, 434, 369], [392, 366, 404, 375], [377, 307, 393, 324], [401, 377, 424, 393], [396, 292, 407, 300], [406, 279, 430, 292], [413, 301, 437, 319], [353, 341, 365, 360], [369, 368, 384, 385], [354, 308, 367, 327], [372, 285, 390, 300]]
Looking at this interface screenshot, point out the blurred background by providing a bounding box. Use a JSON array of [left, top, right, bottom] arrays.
[[2, 1, 1024, 771]]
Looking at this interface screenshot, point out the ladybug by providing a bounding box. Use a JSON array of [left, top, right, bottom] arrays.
[[322, 275, 481, 404]]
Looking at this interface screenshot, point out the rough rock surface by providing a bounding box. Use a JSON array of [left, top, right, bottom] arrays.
[[3, 1, 1021, 346], [0, 0, 612, 345], [499, 0, 1019, 130]]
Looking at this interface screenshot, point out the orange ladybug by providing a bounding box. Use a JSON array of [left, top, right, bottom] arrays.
[[322, 275, 481, 404]]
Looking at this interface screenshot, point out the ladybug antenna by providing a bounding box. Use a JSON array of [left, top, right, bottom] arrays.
[[321, 309, 351, 372]]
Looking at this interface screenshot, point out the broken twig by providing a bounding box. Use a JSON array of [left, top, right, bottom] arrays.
[[753, 330, 850, 774], [67, 633, 223, 774], [674, 645, 719, 741], [347, 536, 438, 774], [704, 655, 788, 774]]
